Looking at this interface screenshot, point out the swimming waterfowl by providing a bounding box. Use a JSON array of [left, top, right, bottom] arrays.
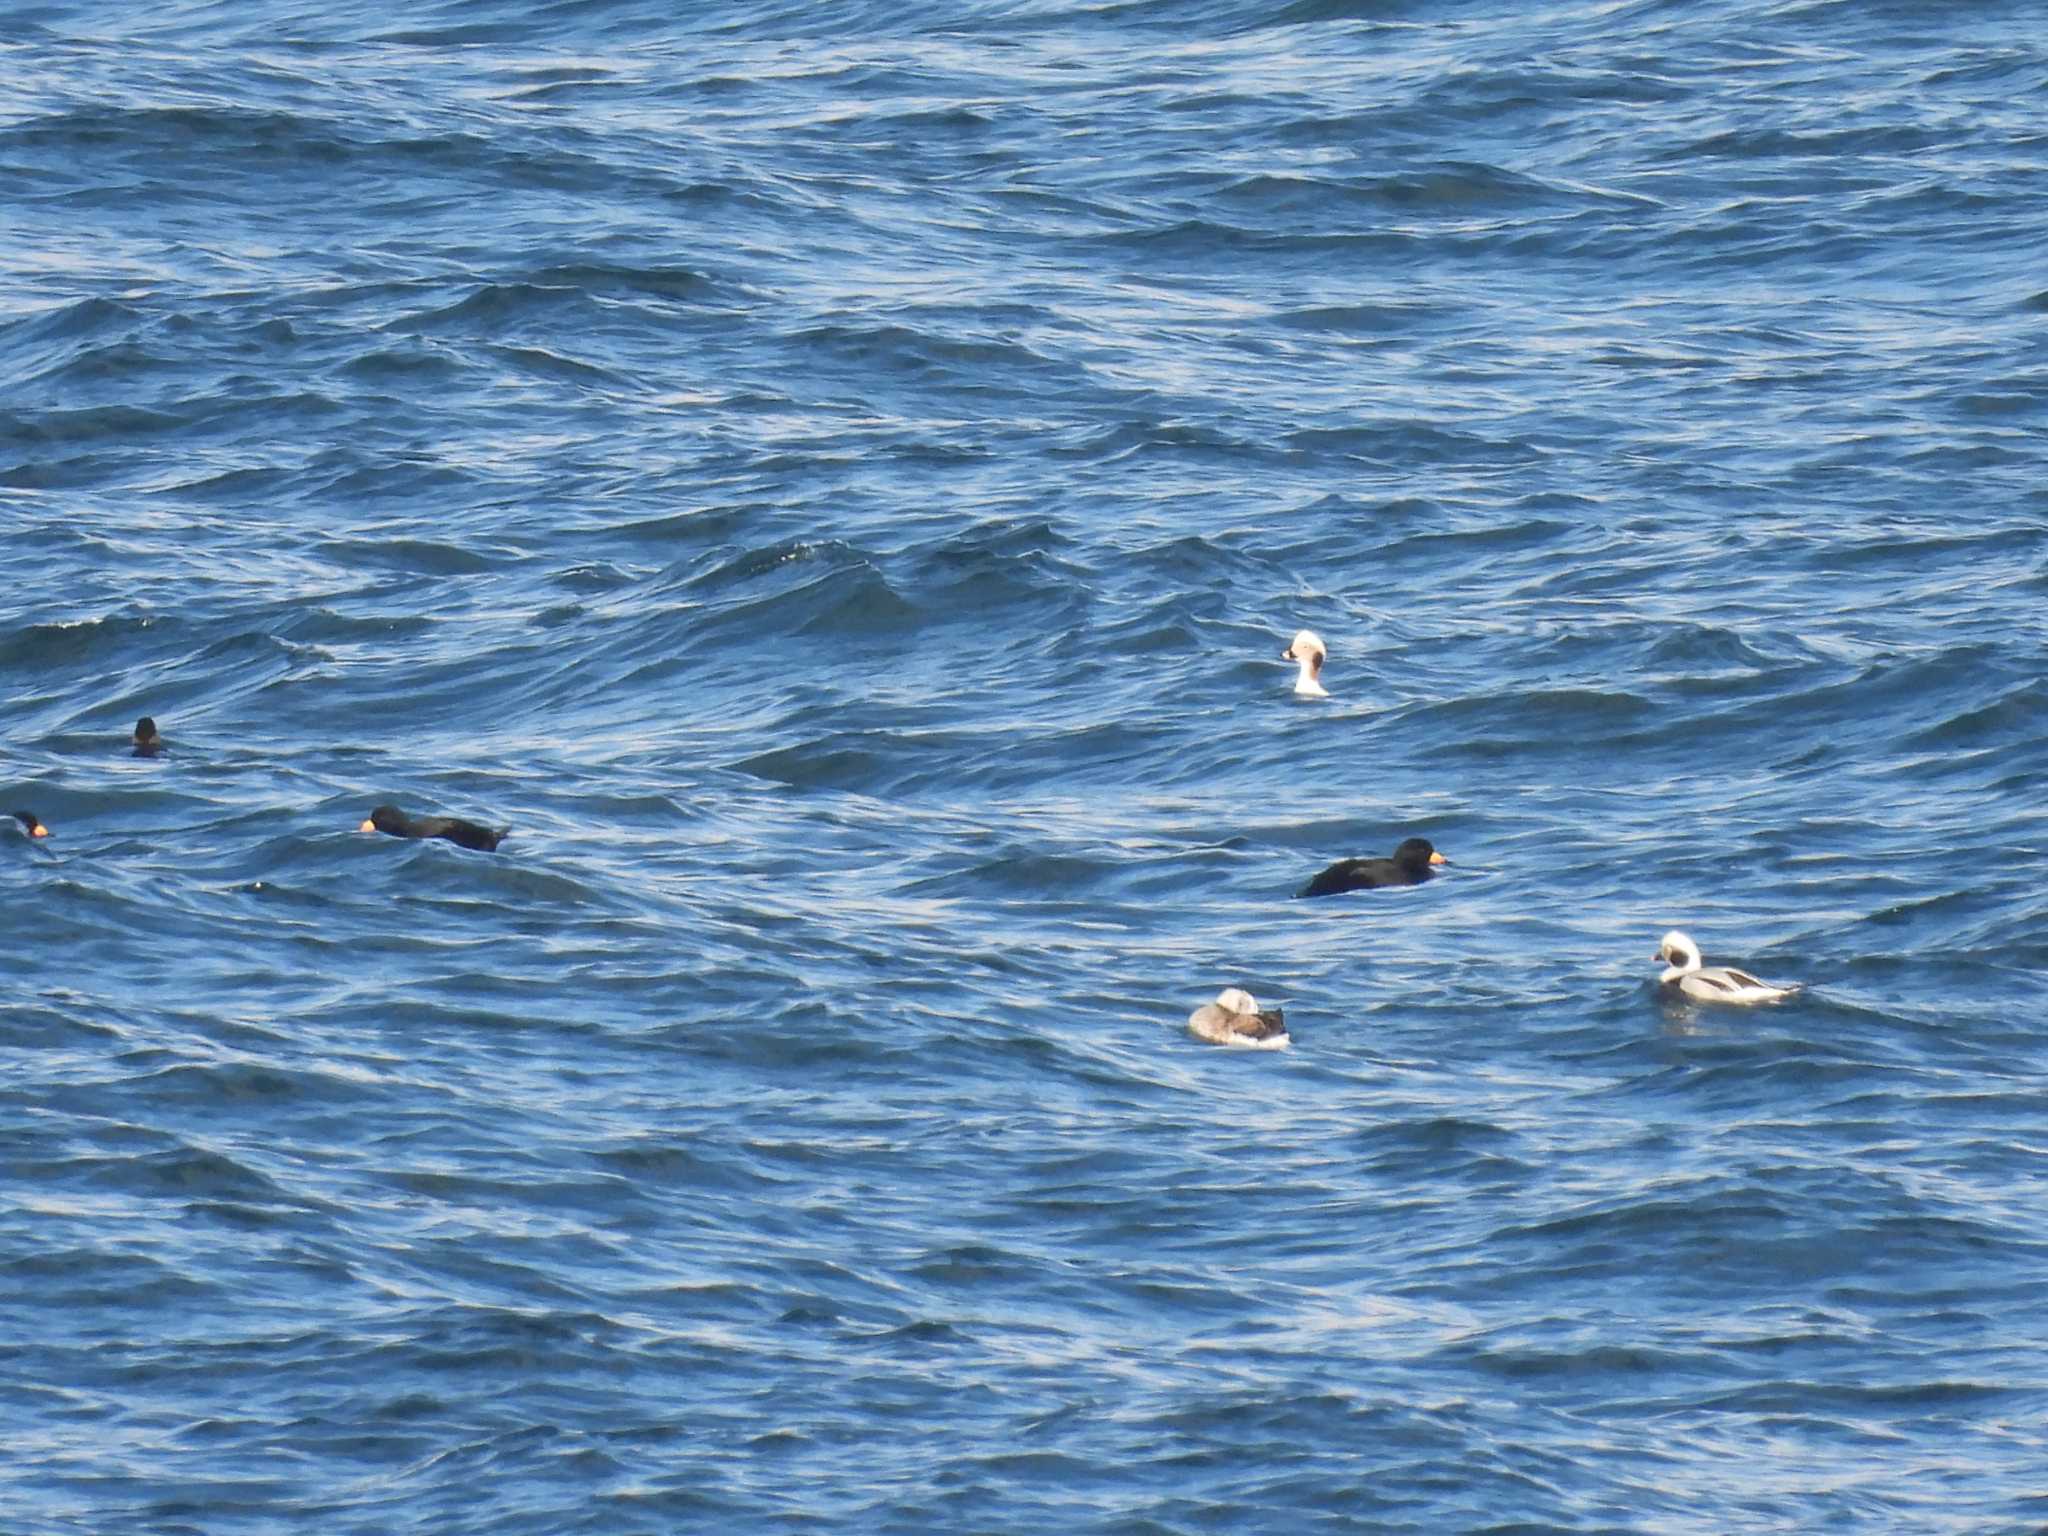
[[9, 810, 50, 839], [359, 804, 506, 853], [1283, 629, 1329, 698], [1297, 837, 1446, 898], [132, 716, 164, 757], [1653, 930, 1798, 1005], [1186, 987, 1289, 1049]]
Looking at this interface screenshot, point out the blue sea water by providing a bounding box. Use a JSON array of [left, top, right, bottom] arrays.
[[4, 0, 2047, 1529]]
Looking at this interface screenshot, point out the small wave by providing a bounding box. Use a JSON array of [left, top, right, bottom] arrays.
[[381, 283, 614, 338], [783, 319, 1078, 388], [788, 566, 921, 639], [737, 729, 971, 793], [524, 261, 719, 303], [688, 537, 859, 592], [0, 614, 166, 669], [0, 402, 189, 448], [335, 341, 468, 383], [909, 848, 1122, 899], [1267, 300, 1450, 334]]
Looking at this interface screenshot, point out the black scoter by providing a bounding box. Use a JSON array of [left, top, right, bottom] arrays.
[[360, 804, 506, 853], [1297, 837, 1446, 898]]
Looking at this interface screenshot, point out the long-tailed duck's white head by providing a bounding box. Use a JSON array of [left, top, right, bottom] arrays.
[[1655, 930, 1702, 980], [1282, 629, 1328, 697], [1212, 987, 1260, 1015]]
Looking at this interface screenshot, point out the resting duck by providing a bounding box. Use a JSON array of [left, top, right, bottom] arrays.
[[1283, 630, 1329, 698], [1186, 988, 1290, 1049], [1653, 930, 1798, 1005], [8, 810, 50, 840], [1297, 837, 1446, 898]]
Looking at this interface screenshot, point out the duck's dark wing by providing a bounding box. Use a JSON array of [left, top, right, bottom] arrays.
[[1235, 1007, 1287, 1041], [1298, 857, 1401, 897]]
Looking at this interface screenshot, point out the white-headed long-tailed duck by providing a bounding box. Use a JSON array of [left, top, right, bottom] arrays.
[[1653, 930, 1798, 1005], [1187, 987, 1290, 1049], [1283, 629, 1329, 698], [1297, 837, 1446, 898]]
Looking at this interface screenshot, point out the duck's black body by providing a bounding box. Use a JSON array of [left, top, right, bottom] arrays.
[[361, 804, 506, 853], [1298, 837, 1446, 898]]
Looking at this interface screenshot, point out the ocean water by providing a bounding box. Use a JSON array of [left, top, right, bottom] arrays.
[[4, 1, 2047, 1530]]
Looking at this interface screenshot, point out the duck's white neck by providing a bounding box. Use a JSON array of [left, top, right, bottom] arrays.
[[1660, 951, 1701, 983], [1293, 657, 1328, 697]]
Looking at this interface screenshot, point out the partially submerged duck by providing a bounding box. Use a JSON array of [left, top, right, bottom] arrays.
[[1298, 837, 1446, 898], [1653, 930, 1798, 1005], [1283, 629, 1329, 698], [1187, 987, 1290, 1049], [8, 810, 49, 840], [360, 804, 506, 853], [132, 716, 164, 757]]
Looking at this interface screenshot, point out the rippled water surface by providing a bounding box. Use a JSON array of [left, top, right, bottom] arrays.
[[5, 2, 2047, 1530]]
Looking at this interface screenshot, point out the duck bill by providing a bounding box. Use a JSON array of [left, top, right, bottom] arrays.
[[30, 824, 48, 839], [358, 818, 377, 834], [1428, 851, 1447, 865]]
